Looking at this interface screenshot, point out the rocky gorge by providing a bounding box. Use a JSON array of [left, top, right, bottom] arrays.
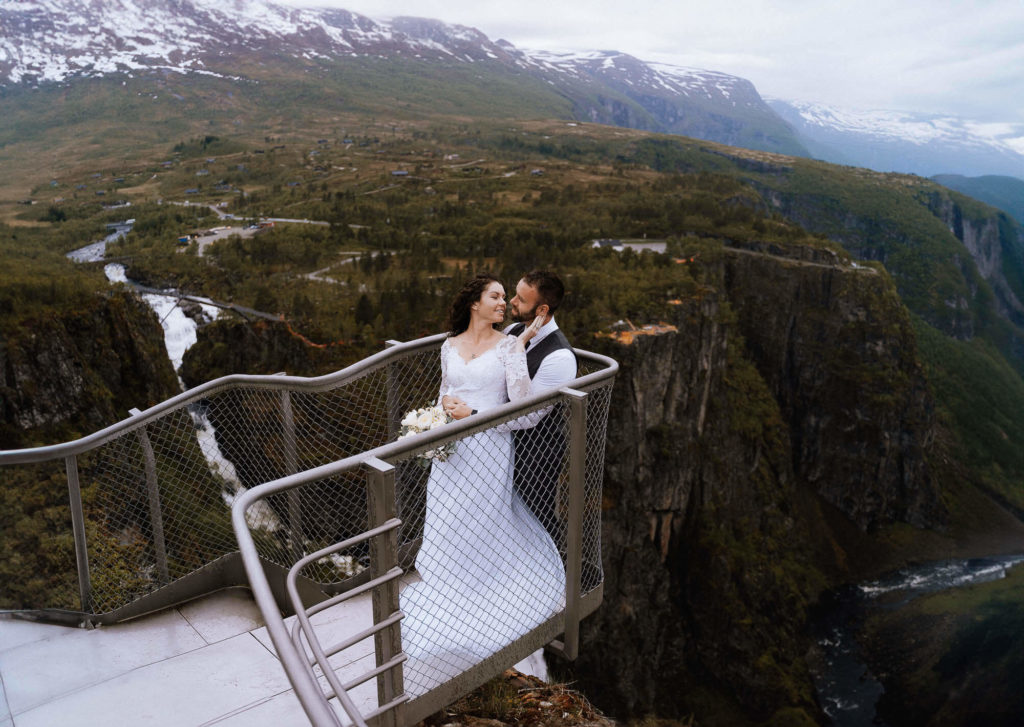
[[3, 239, 1024, 724], [552, 244, 944, 724]]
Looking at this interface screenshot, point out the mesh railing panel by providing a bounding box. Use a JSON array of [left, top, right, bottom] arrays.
[[244, 371, 615, 710], [581, 384, 612, 594], [390, 404, 572, 697], [1, 338, 612, 642], [0, 460, 80, 612]]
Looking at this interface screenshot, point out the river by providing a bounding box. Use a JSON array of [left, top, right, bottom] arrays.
[[811, 553, 1024, 725]]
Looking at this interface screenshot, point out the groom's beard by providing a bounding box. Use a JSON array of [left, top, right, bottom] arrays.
[[512, 304, 539, 324]]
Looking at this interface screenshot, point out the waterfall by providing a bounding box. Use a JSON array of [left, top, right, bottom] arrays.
[[101, 263, 282, 531]]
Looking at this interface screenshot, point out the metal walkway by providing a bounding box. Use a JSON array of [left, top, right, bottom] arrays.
[[0, 333, 617, 727]]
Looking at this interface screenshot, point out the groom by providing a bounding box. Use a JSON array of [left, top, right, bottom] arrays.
[[504, 270, 577, 549]]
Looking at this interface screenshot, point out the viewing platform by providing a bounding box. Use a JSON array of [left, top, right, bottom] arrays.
[[0, 586, 546, 726], [0, 334, 617, 726]]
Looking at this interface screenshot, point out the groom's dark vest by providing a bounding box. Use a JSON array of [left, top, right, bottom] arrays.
[[506, 323, 576, 378], [506, 323, 577, 550]]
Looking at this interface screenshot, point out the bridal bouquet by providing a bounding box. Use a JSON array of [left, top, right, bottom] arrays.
[[398, 404, 457, 465]]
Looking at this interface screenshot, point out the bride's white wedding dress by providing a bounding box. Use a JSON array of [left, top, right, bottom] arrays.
[[401, 336, 566, 694]]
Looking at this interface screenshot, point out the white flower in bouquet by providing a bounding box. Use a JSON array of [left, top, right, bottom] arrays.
[[398, 404, 457, 465], [415, 409, 435, 430]]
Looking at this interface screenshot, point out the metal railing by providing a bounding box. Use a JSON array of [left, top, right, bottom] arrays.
[[0, 333, 617, 726]]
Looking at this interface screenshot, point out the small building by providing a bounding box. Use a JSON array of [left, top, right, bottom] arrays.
[[391, 170, 409, 177]]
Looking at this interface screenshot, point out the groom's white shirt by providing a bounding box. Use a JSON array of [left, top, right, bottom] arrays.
[[501, 316, 576, 430], [509, 316, 576, 394]]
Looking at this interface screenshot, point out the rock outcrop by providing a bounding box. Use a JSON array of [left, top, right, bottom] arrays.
[[0, 290, 179, 448], [719, 243, 941, 530], [565, 244, 942, 725], [924, 190, 1024, 330]]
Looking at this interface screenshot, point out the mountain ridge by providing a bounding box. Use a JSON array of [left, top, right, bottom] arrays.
[[0, 0, 806, 155], [770, 98, 1024, 180], [3, 0, 1023, 181]]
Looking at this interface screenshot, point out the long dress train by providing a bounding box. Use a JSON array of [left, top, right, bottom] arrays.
[[401, 336, 565, 695]]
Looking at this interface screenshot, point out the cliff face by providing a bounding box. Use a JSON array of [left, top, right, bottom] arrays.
[[0, 291, 179, 447], [743, 166, 1024, 360], [568, 245, 942, 725], [719, 244, 941, 530], [925, 191, 1024, 329]]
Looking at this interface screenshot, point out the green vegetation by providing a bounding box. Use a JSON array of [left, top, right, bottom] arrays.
[[3, 83, 1024, 725], [0, 221, 109, 318], [5, 111, 1024, 566], [933, 174, 1024, 225], [913, 318, 1024, 512], [862, 564, 1024, 727]]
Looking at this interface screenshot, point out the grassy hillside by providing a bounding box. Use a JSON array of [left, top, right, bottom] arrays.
[[5, 98, 1024, 726], [0, 62, 573, 205], [862, 564, 1024, 726]]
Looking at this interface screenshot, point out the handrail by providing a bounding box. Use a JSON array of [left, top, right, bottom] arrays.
[[0, 336, 617, 465], [0, 333, 449, 465], [0, 333, 617, 726], [230, 379, 614, 726]]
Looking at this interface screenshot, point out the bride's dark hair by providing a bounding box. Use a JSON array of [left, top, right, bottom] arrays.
[[448, 273, 501, 335]]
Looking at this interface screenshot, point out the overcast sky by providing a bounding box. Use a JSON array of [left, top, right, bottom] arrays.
[[278, 0, 1024, 124]]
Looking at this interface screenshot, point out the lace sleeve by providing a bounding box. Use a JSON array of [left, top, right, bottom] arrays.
[[498, 335, 531, 401], [437, 338, 452, 405]]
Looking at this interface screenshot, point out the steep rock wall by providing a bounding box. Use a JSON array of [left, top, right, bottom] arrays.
[[567, 246, 942, 725], [925, 191, 1024, 329], [0, 291, 179, 447], [719, 244, 941, 530]]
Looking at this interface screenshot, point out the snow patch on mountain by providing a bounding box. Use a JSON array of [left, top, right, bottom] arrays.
[[0, 0, 511, 85], [774, 99, 1024, 155], [521, 49, 756, 107]]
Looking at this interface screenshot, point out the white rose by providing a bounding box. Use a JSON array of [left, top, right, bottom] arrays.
[[415, 410, 433, 429], [401, 410, 419, 427]]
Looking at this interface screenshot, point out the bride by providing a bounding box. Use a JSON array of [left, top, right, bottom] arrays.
[[400, 274, 566, 693]]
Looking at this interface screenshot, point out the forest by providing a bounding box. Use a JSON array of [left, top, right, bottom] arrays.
[[3, 118, 1024, 726]]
